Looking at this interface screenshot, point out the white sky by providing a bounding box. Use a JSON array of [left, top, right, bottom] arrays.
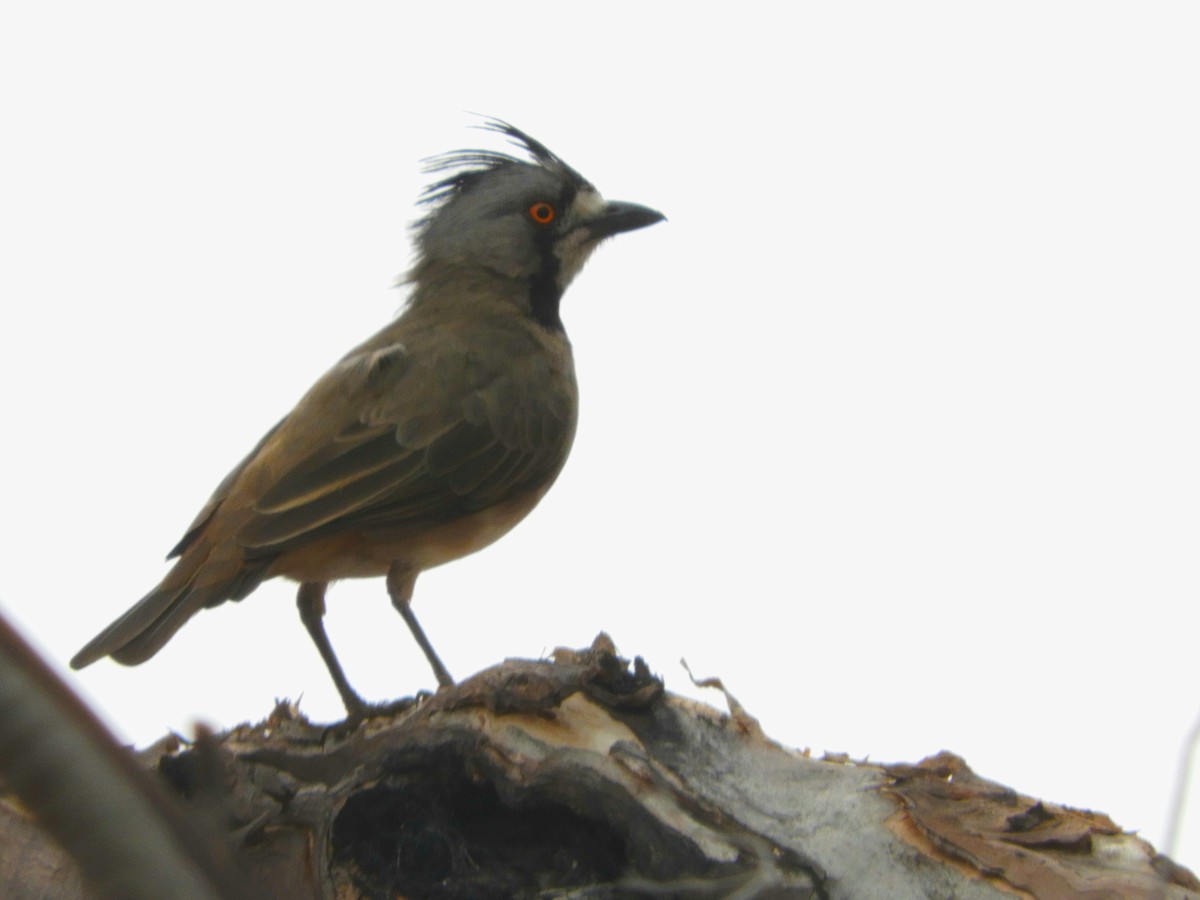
[[3, 0, 1199, 870]]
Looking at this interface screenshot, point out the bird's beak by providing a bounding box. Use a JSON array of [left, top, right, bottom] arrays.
[[586, 200, 666, 240]]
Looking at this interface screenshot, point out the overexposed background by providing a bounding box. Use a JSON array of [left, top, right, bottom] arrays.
[[2, 0, 1199, 867]]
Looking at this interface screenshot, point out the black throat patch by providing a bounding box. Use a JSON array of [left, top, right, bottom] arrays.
[[529, 243, 564, 332]]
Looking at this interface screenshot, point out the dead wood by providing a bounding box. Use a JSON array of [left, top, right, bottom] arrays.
[[4, 634, 1198, 899]]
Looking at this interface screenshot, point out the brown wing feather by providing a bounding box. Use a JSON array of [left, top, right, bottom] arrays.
[[167, 417, 288, 558], [226, 318, 576, 558], [255, 428, 415, 514]]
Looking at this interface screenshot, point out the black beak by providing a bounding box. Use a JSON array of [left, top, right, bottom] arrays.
[[587, 200, 666, 240]]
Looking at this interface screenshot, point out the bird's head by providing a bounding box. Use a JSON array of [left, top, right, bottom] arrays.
[[411, 119, 664, 329]]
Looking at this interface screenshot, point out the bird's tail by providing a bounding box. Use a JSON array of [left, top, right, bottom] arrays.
[[70, 550, 267, 670]]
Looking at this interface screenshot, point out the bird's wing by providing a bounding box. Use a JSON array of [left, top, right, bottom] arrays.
[[166, 417, 288, 559], [226, 318, 577, 556]]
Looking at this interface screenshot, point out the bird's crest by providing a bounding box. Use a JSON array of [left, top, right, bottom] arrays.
[[417, 118, 591, 224]]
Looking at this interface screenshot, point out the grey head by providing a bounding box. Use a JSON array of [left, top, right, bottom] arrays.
[[412, 119, 664, 331]]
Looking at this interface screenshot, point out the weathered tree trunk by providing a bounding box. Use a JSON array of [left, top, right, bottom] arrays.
[[4, 635, 1198, 899]]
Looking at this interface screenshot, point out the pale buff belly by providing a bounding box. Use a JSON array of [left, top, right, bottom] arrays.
[[265, 486, 548, 583]]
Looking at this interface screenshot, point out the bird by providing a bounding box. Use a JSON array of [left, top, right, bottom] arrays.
[[70, 119, 664, 719]]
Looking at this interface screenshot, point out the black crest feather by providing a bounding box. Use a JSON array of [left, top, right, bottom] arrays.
[[417, 118, 591, 218]]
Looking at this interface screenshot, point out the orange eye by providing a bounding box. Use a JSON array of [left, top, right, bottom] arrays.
[[529, 202, 556, 224]]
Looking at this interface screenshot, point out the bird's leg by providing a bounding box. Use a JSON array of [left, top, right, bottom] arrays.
[[296, 582, 371, 718], [386, 562, 454, 688]]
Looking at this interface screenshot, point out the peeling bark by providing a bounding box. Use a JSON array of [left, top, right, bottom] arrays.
[[4, 636, 1198, 899]]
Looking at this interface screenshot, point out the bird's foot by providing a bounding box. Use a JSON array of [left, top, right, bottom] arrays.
[[323, 694, 426, 741]]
